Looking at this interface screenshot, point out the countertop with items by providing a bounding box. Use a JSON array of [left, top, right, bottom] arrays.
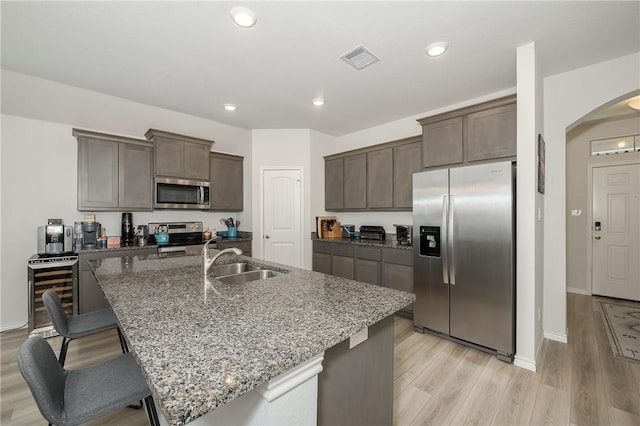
[[311, 233, 413, 251], [90, 252, 413, 426], [74, 234, 252, 254]]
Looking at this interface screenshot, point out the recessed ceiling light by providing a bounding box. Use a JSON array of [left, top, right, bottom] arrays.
[[425, 41, 449, 57], [312, 98, 325, 106], [628, 97, 640, 110], [230, 7, 257, 28], [224, 104, 237, 111]]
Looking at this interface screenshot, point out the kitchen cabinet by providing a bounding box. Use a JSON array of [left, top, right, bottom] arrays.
[[466, 102, 517, 161], [367, 148, 393, 209], [210, 152, 243, 211], [382, 248, 413, 314], [312, 241, 332, 275], [418, 95, 516, 168], [331, 244, 354, 280], [343, 154, 367, 209], [312, 241, 413, 316], [355, 246, 381, 285], [324, 158, 344, 210], [421, 117, 463, 168], [74, 129, 153, 211], [325, 136, 422, 212], [78, 248, 156, 314], [217, 239, 252, 257], [145, 129, 213, 180], [393, 138, 422, 208]]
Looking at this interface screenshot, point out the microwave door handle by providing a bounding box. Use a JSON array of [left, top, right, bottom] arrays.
[[199, 186, 204, 204]]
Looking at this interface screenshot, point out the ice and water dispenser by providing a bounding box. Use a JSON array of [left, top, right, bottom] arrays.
[[419, 226, 441, 257]]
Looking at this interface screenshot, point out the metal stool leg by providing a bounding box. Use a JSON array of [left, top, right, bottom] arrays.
[[58, 337, 70, 366], [144, 395, 160, 426], [117, 327, 129, 353]]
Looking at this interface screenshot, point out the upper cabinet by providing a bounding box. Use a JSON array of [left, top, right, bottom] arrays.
[[418, 95, 516, 167], [324, 136, 421, 212], [210, 152, 243, 211], [393, 138, 422, 209], [145, 129, 213, 180], [74, 129, 153, 211]]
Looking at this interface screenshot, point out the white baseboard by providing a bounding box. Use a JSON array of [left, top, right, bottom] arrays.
[[544, 330, 568, 343], [567, 287, 590, 295], [1, 321, 27, 332], [514, 355, 536, 372]]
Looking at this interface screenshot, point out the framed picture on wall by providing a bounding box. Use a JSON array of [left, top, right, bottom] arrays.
[[538, 133, 545, 194]]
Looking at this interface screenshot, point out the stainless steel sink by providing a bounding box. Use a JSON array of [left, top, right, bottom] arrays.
[[207, 262, 261, 276], [216, 269, 280, 284]]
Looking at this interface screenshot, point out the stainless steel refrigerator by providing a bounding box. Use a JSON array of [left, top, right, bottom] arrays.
[[412, 161, 515, 362]]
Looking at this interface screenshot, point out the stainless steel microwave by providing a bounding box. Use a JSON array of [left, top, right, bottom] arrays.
[[155, 177, 210, 209]]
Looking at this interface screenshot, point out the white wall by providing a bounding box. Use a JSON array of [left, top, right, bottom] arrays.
[[566, 115, 640, 294], [514, 42, 544, 371], [0, 71, 252, 330], [543, 52, 640, 341]]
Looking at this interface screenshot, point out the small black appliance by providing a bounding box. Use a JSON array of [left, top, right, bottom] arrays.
[[121, 212, 134, 246]]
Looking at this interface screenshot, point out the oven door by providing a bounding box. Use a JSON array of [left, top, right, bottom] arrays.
[[155, 178, 211, 209]]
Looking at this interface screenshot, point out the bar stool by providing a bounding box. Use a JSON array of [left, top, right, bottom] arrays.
[[42, 290, 128, 366], [17, 335, 159, 426]]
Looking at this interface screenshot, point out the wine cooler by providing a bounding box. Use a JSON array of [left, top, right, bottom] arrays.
[[28, 254, 78, 337]]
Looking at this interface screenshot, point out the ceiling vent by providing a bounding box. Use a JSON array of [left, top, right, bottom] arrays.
[[340, 45, 380, 70]]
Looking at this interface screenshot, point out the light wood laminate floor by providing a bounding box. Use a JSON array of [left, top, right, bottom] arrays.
[[2, 293, 640, 425]]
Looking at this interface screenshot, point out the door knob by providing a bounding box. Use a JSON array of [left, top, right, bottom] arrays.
[[594, 235, 601, 240], [265, 234, 270, 239]]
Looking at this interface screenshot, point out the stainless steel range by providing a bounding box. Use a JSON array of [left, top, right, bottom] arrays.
[[148, 221, 210, 256]]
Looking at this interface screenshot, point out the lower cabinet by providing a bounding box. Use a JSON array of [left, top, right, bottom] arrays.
[[332, 244, 354, 280], [382, 248, 414, 314], [217, 239, 252, 257], [312, 240, 414, 315], [78, 248, 156, 314]]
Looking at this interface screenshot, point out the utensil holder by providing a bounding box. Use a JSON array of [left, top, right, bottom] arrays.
[[228, 227, 238, 238]]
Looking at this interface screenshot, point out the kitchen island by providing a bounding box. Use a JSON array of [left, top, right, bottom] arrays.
[[90, 252, 414, 426]]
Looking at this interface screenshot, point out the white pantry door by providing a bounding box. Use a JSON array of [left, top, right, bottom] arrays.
[[592, 164, 640, 300], [262, 169, 302, 268]]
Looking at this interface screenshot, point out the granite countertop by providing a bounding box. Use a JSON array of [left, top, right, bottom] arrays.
[[91, 253, 414, 426], [311, 235, 413, 250]]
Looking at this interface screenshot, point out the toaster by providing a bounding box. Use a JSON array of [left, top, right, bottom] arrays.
[[359, 225, 386, 241], [394, 224, 413, 246]]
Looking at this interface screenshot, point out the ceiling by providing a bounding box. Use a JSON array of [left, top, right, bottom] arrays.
[[2, 1, 639, 137]]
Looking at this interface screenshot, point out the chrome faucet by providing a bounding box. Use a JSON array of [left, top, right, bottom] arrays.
[[203, 240, 243, 275]]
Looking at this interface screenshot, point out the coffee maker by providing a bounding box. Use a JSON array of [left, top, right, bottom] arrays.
[[81, 222, 101, 248], [37, 219, 73, 255], [121, 212, 134, 247]]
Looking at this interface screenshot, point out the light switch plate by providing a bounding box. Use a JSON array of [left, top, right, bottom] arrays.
[[349, 327, 368, 349]]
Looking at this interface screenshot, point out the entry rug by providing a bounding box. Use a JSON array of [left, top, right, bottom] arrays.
[[600, 302, 640, 363]]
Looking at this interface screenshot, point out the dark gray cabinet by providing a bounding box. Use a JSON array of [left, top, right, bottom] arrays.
[[367, 148, 393, 209], [78, 248, 156, 314], [216, 239, 252, 257], [210, 152, 243, 211], [422, 116, 463, 168], [382, 248, 414, 314], [355, 246, 382, 285], [393, 138, 422, 209], [331, 244, 354, 280], [145, 129, 213, 180], [325, 158, 344, 210], [343, 154, 367, 209], [418, 95, 516, 169], [74, 129, 153, 211], [312, 241, 332, 275], [466, 102, 517, 161]]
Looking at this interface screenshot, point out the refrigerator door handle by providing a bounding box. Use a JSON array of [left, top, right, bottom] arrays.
[[449, 195, 456, 285], [442, 195, 449, 285]]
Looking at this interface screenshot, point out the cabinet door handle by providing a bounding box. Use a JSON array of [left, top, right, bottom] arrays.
[[265, 234, 270, 239]]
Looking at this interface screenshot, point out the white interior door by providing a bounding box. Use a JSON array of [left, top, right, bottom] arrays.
[[262, 169, 302, 268], [592, 164, 640, 300]]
